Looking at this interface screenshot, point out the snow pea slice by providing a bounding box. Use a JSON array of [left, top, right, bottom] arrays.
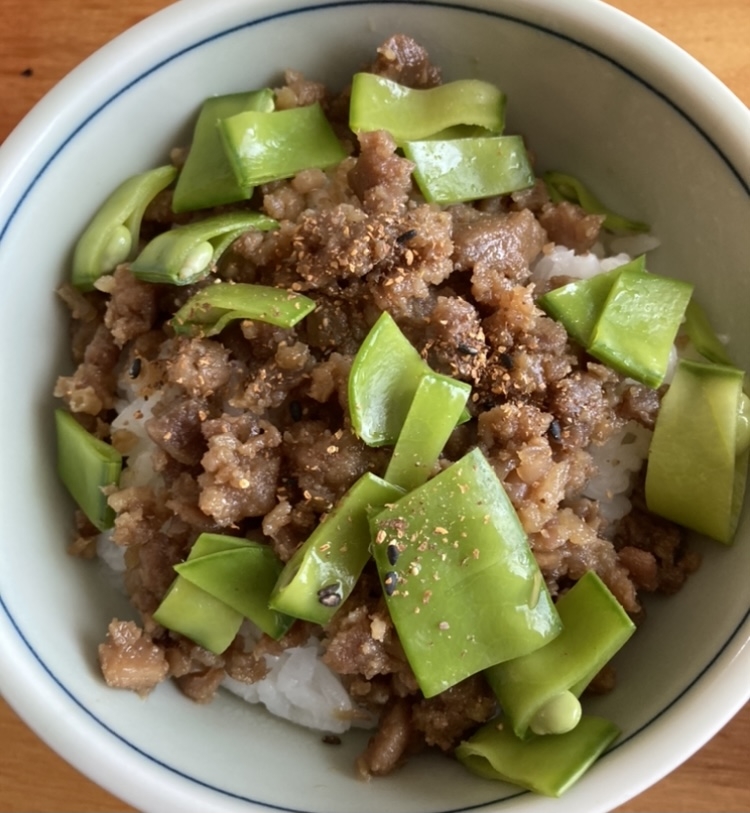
[[72, 164, 177, 291], [384, 372, 471, 491], [403, 135, 535, 205], [172, 89, 274, 213], [130, 211, 278, 286], [175, 537, 292, 639], [645, 359, 749, 543], [270, 473, 403, 626], [588, 268, 692, 387], [456, 714, 620, 797], [543, 170, 650, 234], [220, 103, 346, 188], [153, 576, 243, 655], [170, 282, 315, 337], [349, 73, 506, 142], [153, 533, 284, 651], [684, 299, 734, 366], [485, 570, 635, 737], [371, 447, 562, 698], [537, 256, 645, 347], [55, 409, 122, 531], [349, 311, 433, 447]]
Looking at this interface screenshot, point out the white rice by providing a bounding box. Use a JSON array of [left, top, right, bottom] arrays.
[[583, 421, 653, 525], [223, 637, 371, 734], [111, 394, 162, 488]]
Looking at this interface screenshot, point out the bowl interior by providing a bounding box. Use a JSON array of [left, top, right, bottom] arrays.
[[0, 1, 749, 812]]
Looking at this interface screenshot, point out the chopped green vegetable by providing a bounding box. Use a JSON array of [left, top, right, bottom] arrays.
[[172, 89, 275, 213], [645, 358, 749, 543], [174, 534, 291, 639], [270, 473, 403, 625], [130, 212, 277, 286], [371, 448, 562, 698], [349, 73, 506, 142], [170, 282, 315, 337], [543, 170, 650, 234], [72, 164, 177, 291], [588, 267, 692, 387], [456, 715, 620, 797], [537, 256, 645, 347], [403, 135, 535, 205], [54, 409, 122, 531], [684, 299, 734, 366], [384, 372, 471, 491], [220, 103, 346, 188], [348, 311, 434, 446], [153, 576, 243, 654], [539, 258, 692, 388], [485, 570, 635, 737]]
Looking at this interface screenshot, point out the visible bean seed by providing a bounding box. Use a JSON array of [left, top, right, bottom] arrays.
[[529, 691, 582, 736]]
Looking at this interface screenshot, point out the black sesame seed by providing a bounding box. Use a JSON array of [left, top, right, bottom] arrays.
[[317, 583, 342, 607], [20, 67, 33, 78], [548, 419, 562, 443], [396, 229, 418, 245], [289, 400, 303, 422], [387, 542, 400, 566], [499, 351, 514, 370], [384, 571, 398, 596], [457, 342, 479, 356], [129, 357, 142, 379]]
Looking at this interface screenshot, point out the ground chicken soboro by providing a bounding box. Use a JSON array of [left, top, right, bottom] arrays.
[[55, 34, 699, 778]]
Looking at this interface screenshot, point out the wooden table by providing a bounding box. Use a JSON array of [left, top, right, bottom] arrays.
[[0, 0, 748, 810]]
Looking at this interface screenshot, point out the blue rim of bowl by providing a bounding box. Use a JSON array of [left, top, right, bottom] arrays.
[[1, 1, 749, 811]]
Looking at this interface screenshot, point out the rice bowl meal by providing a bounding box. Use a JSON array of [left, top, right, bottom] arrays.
[[1, 1, 749, 812], [50, 32, 749, 798]]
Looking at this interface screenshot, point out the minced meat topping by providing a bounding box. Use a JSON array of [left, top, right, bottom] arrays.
[[55, 34, 697, 778]]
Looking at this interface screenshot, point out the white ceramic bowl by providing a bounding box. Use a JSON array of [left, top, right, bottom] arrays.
[[0, 1, 748, 811]]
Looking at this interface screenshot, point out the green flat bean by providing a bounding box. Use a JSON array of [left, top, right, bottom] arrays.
[[403, 135, 535, 205], [485, 570, 635, 737], [543, 170, 650, 234], [371, 447, 561, 698], [130, 212, 277, 286], [220, 103, 346, 188], [175, 535, 292, 639], [384, 371, 471, 491], [170, 282, 315, 337], [54, 409, 122, 531], [172, 89, 275, 213], [349, 73, 506, 142], [456, 714, 620, 797], [72, 164, 177, 291], [270, 473, 403, 626]]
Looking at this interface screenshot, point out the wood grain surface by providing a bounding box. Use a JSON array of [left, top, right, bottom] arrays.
[[0, 0, 748, 811]]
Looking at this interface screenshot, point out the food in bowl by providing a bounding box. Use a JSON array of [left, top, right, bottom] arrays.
[[52, 33, 748, 797]]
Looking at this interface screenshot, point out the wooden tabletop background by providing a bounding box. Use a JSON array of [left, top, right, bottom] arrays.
[[0, 0, 748, 810]]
